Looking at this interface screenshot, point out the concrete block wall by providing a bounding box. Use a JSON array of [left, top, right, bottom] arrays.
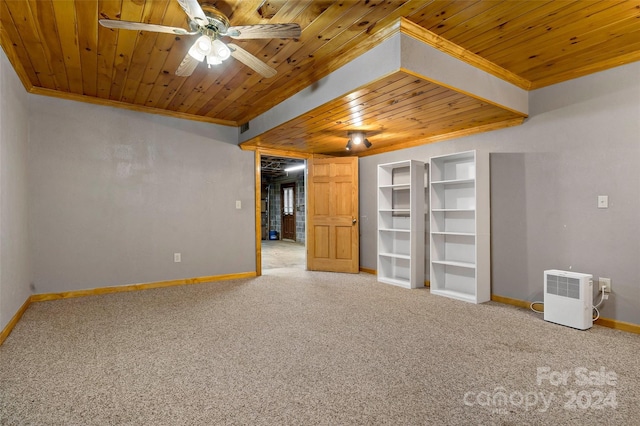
[[265, 171, 305, 243]]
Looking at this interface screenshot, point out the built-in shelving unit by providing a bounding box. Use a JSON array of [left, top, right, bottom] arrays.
[[377, 160, 426, 289], [429, 150, 490, 303]]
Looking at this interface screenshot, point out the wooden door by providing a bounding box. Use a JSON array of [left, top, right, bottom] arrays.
[[281, 182, 296, 241], [307, 156, 359, 273]]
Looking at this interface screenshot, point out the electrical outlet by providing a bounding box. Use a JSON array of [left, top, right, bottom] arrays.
[[598, 195, 609, 208], [599, 277, 611, 292], [174, 253, 181, 263], [236, 200, 242, 209]]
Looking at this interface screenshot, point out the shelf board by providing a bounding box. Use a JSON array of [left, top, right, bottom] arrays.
[[378, 252, 411, 260], [430, 151, 475, 163], [379, 209, 411, 213], [431, 231, 475, 236], [377, 276, 413, 289], [379, 184, 411, 190], [430, 288, 477, 303], [431, 260, 476, 269], [378, 228, 411, 233], [379, 160, 413, 169], [431, 208, 475, 212], [431, 178, 475, 185]]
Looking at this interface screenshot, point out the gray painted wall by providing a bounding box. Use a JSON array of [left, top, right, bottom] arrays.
[[0, 51, 31, 330], [359, 61, 640, 325], [28, 96, 255, 294]]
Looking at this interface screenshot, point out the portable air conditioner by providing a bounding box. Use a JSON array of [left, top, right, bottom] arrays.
[[543, 270, 593, 330]]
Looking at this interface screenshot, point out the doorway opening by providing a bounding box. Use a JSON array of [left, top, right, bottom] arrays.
[[260, 155, 306, 272]]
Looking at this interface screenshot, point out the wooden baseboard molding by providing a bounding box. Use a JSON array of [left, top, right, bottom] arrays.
[[491, 294, 640, 335], [490, 294, 533, 310], [592, 317, 640, 334], [0, 296, 32, 346], [31, 272, 257, 302]]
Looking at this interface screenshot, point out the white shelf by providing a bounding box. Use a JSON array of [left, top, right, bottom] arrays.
[[379, 184, 411, 190], [431, 208, 475, 212], [429, 150, 489, 304], [430, 288, 477, 303], [431, 178, 475, 185], [378, 276, 412, 289], [431, 210, 476, 235], [377, 160, 426, 289], [431, 231, 475, 236], [431, 260, 476, 268], [379, 252, 411, 260]]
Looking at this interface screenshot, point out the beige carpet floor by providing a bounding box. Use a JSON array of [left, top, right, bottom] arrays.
[[1, 268, 638, 425]]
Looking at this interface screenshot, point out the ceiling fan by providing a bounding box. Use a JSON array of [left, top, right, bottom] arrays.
[[99, 0, 301, 78]]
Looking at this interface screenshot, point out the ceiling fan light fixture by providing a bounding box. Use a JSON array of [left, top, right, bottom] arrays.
[[364, 138, 372, 148], [345, 140, 353, 151], [212, 39, 231, 61], [188, 35, 213, 62], [206, 54, 222, 67]]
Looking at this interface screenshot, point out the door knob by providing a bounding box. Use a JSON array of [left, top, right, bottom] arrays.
[[352, 218, 357, 224]]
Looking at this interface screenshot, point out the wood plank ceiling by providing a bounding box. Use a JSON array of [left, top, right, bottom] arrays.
[[1, 0, 639, 156]]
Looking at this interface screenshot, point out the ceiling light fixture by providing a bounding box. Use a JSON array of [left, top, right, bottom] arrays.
[[190, 37, 231, 68], [206, 54, 222, 66], [284, 164, 305, 172], [212, 39, 231, 60], [188, 35, 212, 62], [346, 131, 372, 151]]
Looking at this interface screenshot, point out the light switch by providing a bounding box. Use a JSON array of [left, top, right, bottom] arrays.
[[236, 200, 242, 209], [597, 195, 608, 209]]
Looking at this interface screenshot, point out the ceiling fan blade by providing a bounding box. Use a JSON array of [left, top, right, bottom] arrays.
[[176, 0, 208, 26], [99, 19, 193, 35], [228, 43, 277, 78], [175, 52, 200, 77], [226, 23, 301, 39]]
